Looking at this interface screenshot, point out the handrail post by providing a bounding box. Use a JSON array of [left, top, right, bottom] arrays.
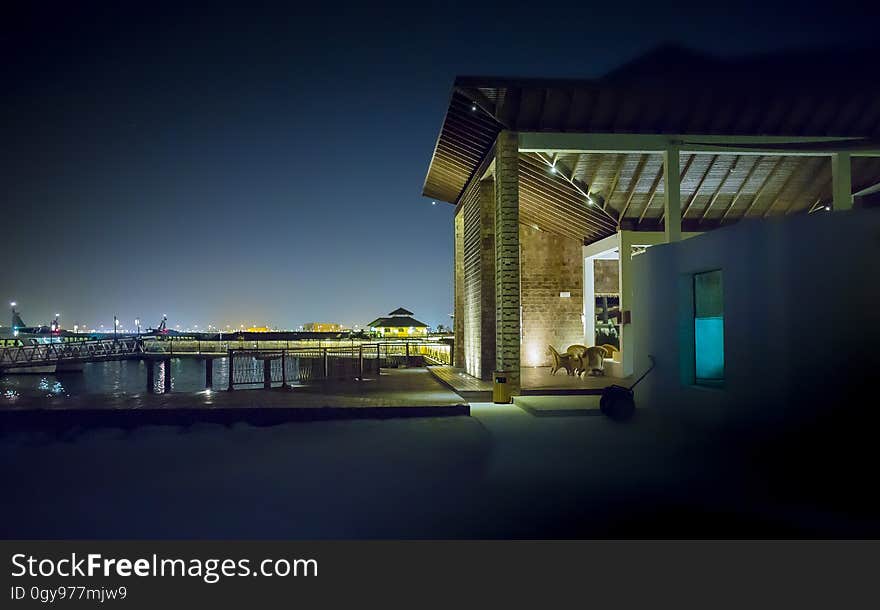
[[281, 350, 289, 388], [163, 358, 172, 393], [358, 345, 364, 381], [227, 349, 235, 391], [146, 358, 155, 394], [205, 357, 213, 389], [263, 357, 272, 389], [323, 347, 328, 379]]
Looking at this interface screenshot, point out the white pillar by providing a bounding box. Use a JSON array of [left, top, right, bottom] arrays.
[[618, 231, 635, 377], [664, 146, 682, 242], [832, 152, 853, 211], [583, 257, 595, 346]]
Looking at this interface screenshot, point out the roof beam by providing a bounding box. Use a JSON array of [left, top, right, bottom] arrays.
[[699, 156, 740, 222], [717, 156, 765, 224], [680, 154, 719, 219], [602, 155, 627, 210], [764, 157, 823, 217], [455, 87, 498, 120], [618, 155, 649, 221], [779, 158, 831, 215], [637, 163, 667, 225], [741, 158, 785, 218], [638, 154, 695, 226], [518, 132, 874, 156]]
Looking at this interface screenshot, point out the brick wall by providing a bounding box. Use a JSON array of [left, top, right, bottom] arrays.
[[453, 208, 465, 368], [494, 131, 521, 386], [520, 224, 585, 367]]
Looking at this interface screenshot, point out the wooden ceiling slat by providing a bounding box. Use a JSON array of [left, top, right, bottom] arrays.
[[618, 155, 650, 220], [718, 156, 765, 223], [741, 157, 785, 218], [637, 163, 667, 225], [780, 158, 831, 215], [681, 154, 719, 218], [601, 155, 627, 210], [699, 155, 742, 221]]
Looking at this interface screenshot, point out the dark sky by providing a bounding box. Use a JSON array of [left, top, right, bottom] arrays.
[[2, 1, 877, 331]]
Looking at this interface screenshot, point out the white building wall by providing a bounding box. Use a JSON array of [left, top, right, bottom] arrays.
[[630, 210, 880, 426]]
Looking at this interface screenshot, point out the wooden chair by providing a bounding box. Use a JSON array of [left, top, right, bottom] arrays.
[[548, 345, 576, 376]]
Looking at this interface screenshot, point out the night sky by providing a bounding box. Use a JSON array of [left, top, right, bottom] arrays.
[[3, 1, 877, 331]]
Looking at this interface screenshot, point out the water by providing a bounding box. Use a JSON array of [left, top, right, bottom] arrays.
[[1, 358, 230, 403]]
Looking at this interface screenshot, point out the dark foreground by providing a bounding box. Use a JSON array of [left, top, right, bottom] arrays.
[[2, 395, 878, 539]]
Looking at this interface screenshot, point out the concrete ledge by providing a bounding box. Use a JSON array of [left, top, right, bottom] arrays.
[[520, 387, 604, 396]]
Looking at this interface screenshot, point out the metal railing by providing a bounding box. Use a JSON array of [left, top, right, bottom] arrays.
[[0, 337, 144, 369], [227, 345, 381, 389], [226, 342, 451, 389]]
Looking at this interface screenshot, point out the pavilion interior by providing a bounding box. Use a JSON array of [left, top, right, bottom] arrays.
[[425, 48, 880, 389]]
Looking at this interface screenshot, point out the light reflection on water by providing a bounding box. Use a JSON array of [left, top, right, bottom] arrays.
[[0, 358, 230, 402]]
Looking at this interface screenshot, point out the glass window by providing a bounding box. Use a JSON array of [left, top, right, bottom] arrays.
[[694, 270, 724, 386]]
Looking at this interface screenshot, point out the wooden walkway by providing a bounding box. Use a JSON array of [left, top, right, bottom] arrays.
[[0, 368, 469, 431]]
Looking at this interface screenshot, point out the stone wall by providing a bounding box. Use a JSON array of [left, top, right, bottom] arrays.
[[494, 131, 522, 386], [519, 224, 585, 367], [453, 209, 465, 368]]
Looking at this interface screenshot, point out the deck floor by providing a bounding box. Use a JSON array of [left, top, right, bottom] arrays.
[[0, 368, 469, 428], [429, 365, 631, 401]]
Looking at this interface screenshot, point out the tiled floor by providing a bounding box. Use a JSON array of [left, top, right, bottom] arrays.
[[429, 365, 631, 399]]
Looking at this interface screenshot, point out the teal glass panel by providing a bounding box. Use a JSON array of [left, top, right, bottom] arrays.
[[694, 270, 724, 385]]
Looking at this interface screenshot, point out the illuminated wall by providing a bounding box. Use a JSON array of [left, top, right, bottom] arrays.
[[630, 209, 880, 420], [377, 326, 428, 337], [456, 177, 495, 379], [519, 225, 585, 367]]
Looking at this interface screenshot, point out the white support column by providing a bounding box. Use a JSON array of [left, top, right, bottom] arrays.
[[618, 231, 635, 377], [583, 257, 595, 346], [832, 152, 853, 211], [663, 146, 682, 242]]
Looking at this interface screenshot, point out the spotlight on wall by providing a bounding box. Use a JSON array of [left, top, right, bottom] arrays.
[[550, 165, 557, 173], [471, 103, 477, 112], [824, 205, 831, 211]]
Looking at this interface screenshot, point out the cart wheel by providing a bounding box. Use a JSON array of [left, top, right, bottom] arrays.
[[600, 385, 636, 421]]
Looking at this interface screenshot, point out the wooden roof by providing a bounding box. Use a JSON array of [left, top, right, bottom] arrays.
[[423, 46, 880, 243]]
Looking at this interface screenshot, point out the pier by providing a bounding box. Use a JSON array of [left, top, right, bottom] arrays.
[[0, 337, 452, 394]]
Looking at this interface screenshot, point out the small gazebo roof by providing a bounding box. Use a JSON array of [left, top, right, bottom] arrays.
[[388, 307, 414, 316], [367, 316, 428, 328]]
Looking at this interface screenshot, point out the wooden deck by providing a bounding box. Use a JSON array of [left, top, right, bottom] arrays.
[[520, 367, 632, 395], [427, 366, 493, 401], [428, 365, 631, 401]]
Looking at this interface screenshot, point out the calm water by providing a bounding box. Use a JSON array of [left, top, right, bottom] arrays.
[[1, 358, 230, 403]]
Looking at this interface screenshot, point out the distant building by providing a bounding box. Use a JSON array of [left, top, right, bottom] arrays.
[[246, 326, 272, 332], [302, 322, 347, 332], [367, 307, 429, 338]]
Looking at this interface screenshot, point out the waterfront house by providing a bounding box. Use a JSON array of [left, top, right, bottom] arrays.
[[367, 308, 429, 338]]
